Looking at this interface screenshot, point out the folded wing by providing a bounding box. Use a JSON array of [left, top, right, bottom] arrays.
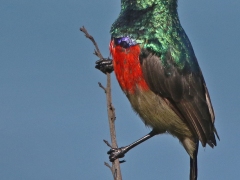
[[140, 49, 218, 147]]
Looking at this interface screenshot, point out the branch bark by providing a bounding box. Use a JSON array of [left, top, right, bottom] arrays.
[[80, 26, 122, 180]]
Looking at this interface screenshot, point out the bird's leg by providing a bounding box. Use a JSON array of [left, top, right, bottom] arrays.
[[107, 130, 157, 162], [95, 58, 114, 74]]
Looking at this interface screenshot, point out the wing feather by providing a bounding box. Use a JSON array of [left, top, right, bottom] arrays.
[[140, 49, 218, 147]]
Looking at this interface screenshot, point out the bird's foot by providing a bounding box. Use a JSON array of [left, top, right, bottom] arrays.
[[95, 58, 113, 74], [107, 147, 127, 162]]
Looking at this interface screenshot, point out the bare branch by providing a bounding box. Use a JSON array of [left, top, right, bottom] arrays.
[[80, 26, 103, 59], [80, 26, 122, 180], [113, 169, 117, 180]]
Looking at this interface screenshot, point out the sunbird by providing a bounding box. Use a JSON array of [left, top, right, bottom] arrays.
[[96, 1, 219, 179]]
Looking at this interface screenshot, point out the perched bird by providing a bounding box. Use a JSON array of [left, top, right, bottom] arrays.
[[96, 0, 219, 179]]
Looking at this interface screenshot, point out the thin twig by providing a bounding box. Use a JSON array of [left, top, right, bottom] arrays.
[[104, 162, 116, 180], [104, 162, 113, 172], [98, 82, 107, 93], [103, 139, 113, 148], [80, 26, 122, 180], [105, 72, 122, 180], [80, 26, 103, 59]]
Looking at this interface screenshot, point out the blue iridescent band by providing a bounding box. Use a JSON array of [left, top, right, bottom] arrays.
[[114, 36, 137, 48]]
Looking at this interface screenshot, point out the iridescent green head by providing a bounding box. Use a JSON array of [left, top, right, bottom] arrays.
[[120, 0, 177, 10], [112, 0, 198, 71]]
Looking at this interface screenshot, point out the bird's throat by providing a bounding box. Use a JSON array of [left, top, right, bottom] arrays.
[[110, 40, 149, 94]]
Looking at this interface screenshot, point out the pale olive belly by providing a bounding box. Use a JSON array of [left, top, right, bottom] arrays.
[[127, 88, 193, 138]]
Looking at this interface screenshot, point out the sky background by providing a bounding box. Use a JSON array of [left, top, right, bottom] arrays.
[[0, 0, 239, 179]]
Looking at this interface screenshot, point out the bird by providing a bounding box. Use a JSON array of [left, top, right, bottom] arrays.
[[95, 0, 219, 179]]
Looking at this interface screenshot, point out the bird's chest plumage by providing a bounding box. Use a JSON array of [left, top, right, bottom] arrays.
[[110, 40, 191, 137], [110, 41, 149, 94]]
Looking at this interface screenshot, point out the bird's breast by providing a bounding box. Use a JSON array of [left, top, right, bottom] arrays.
[[110, 40, 149, 94], [110, 39, 193, 138]]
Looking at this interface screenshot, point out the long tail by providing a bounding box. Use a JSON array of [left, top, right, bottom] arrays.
[[190, 141, 199, 180]]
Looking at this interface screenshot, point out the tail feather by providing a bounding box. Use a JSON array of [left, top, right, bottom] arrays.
[[190, 141, 199, 180]]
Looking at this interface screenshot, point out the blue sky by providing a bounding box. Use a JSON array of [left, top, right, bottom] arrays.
[[0, 0, 239, 179]]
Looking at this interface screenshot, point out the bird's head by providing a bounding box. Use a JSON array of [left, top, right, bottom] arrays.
[[121, 0, 177, 10]]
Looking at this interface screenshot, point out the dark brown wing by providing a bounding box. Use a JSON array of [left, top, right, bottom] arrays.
[[140, 49, 218, 147]]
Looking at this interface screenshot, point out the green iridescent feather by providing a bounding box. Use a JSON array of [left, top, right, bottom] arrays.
[[111, 0, 199, 72]]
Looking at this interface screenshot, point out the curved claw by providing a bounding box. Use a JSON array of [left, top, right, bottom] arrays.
[[107, 147, 126, 162], [95, 58, 114, 74]]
